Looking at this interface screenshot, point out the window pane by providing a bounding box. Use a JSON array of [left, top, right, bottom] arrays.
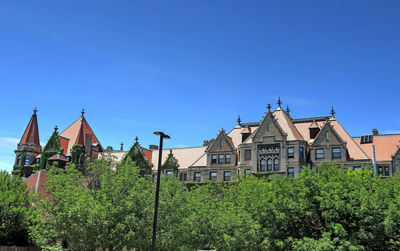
[[211, 154, 217, 164], [267, 159, 272, 171], [210, 172, 217, 180], [274, 159, 279, 171], [166, 171, 172, 175], [24, 155, 30, 165], [316, 149, 324, 159], [225, 154, 231, 164], [288, 167, 294, 177], [384, 167, 390, 176], [218, 154, 224, 164], [287, 147, 294, 158], [332, 148, 341, 158], [245, 169, 251, 175], [224, 171, 231, 181], [194, 172, 201, 182], [260, 159, 266, 172]]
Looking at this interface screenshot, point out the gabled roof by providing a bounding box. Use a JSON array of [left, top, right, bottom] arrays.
[[48, 152, 68, 162], [251, 110, 287, 141], [59, 115, 103, 154], [206, 129, 236, 152], [354, 134, 400, 162], [295, 118, 369, 160], [311, 120, 345, 146], [23, 170, 51, 200], [273, 107, 304, 141], [20, 109, 40, 146]]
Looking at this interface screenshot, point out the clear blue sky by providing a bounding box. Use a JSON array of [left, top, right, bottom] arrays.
[[1, 1, 399, 172]]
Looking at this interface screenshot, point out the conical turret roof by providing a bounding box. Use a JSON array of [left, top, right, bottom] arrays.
[[20, 108, 40, 146]]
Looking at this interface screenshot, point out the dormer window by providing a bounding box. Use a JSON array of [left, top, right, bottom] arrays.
[[360, 135, 373, 144]]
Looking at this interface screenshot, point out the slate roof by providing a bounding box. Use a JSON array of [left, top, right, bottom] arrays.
[[20, 110, 40, 146], [354, 134, 400, 162]]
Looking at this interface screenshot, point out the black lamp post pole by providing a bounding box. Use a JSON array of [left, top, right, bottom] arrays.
[[152, 131, 169, 251]]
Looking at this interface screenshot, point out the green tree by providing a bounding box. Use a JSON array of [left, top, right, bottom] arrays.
[[0, 171, 38, 246], [40, 127, 63, 170]]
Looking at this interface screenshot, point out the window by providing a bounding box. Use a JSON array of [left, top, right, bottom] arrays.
[[194, 172, 201, 182], [224, 171, 231, 181], [179, 173, 187, 181], [267, 159, 272, 171], [166, 171, 173, 175], [332, 147, 341, 158], [211, 154, 217, 164], [316, 149, 324, 159], [245, 169, 251, 175], [378, 167, 383, 176], [287, 147, 294, 158], [288, 167, 294, 178], [260, 159, 266, 172], [384, 167, 390, 176], [24, 155, 30, 165], [210, 171, 217, 181], [244, 149, 251, 161], [299, 147, 304, 161], [360, 135, 373, 144], [225, 154, 231, 164], [353, 166, 361, 171], [325, 132, 329, 140], [218, 154, 224, 164], [219, 139, 224, 148], [274, 159, 279, 171], [266, 123, 270, 131]]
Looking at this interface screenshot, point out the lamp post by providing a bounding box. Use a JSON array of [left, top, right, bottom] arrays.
[[152, 131, 170, 251]]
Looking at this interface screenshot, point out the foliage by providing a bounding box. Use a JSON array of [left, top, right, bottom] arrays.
[[71, 144, 86, 173], [40, 128, 63, 170], [0, 171, 39, 246], [123, 141, 152, 176], [12, 151, 26, 177], [26, 161, 400, 250]]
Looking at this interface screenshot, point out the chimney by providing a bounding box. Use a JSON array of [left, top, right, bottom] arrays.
[[120, 142, 124, 152], [149, 145, 159, 150], [372, 129, 379, 136]]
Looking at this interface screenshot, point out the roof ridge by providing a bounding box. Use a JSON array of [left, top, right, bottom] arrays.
[[353, 133, 400, 138]]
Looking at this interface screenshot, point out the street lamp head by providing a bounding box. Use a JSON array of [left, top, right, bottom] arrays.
[[153, 131, 170, 139]]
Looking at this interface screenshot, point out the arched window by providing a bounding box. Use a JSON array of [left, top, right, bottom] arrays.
[[267, 159, 272, 171], [274, 158, 279, 171], [260, 159, 266, 172]]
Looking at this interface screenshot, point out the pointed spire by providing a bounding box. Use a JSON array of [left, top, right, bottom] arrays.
[[237, 115, 241, 126], [330, 106, 336, 118], [286, 105, 290, 115], [20, 108, 40, 146], [267, 104, 271, 113], [277, 97, 282, 107]]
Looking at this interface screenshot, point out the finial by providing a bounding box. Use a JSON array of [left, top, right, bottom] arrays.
[[135, 136, 139, 143], [237, 115, 241, 126], [286, 105, 290, 115], [277, 97, 282, 107], [330, 106, 336, 118], [54, 125, 58, 132], [120, 142, 123, 151], [267, 104, 271, 112], [81, 108, 85, 117], [33, 107, 38, 114]]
